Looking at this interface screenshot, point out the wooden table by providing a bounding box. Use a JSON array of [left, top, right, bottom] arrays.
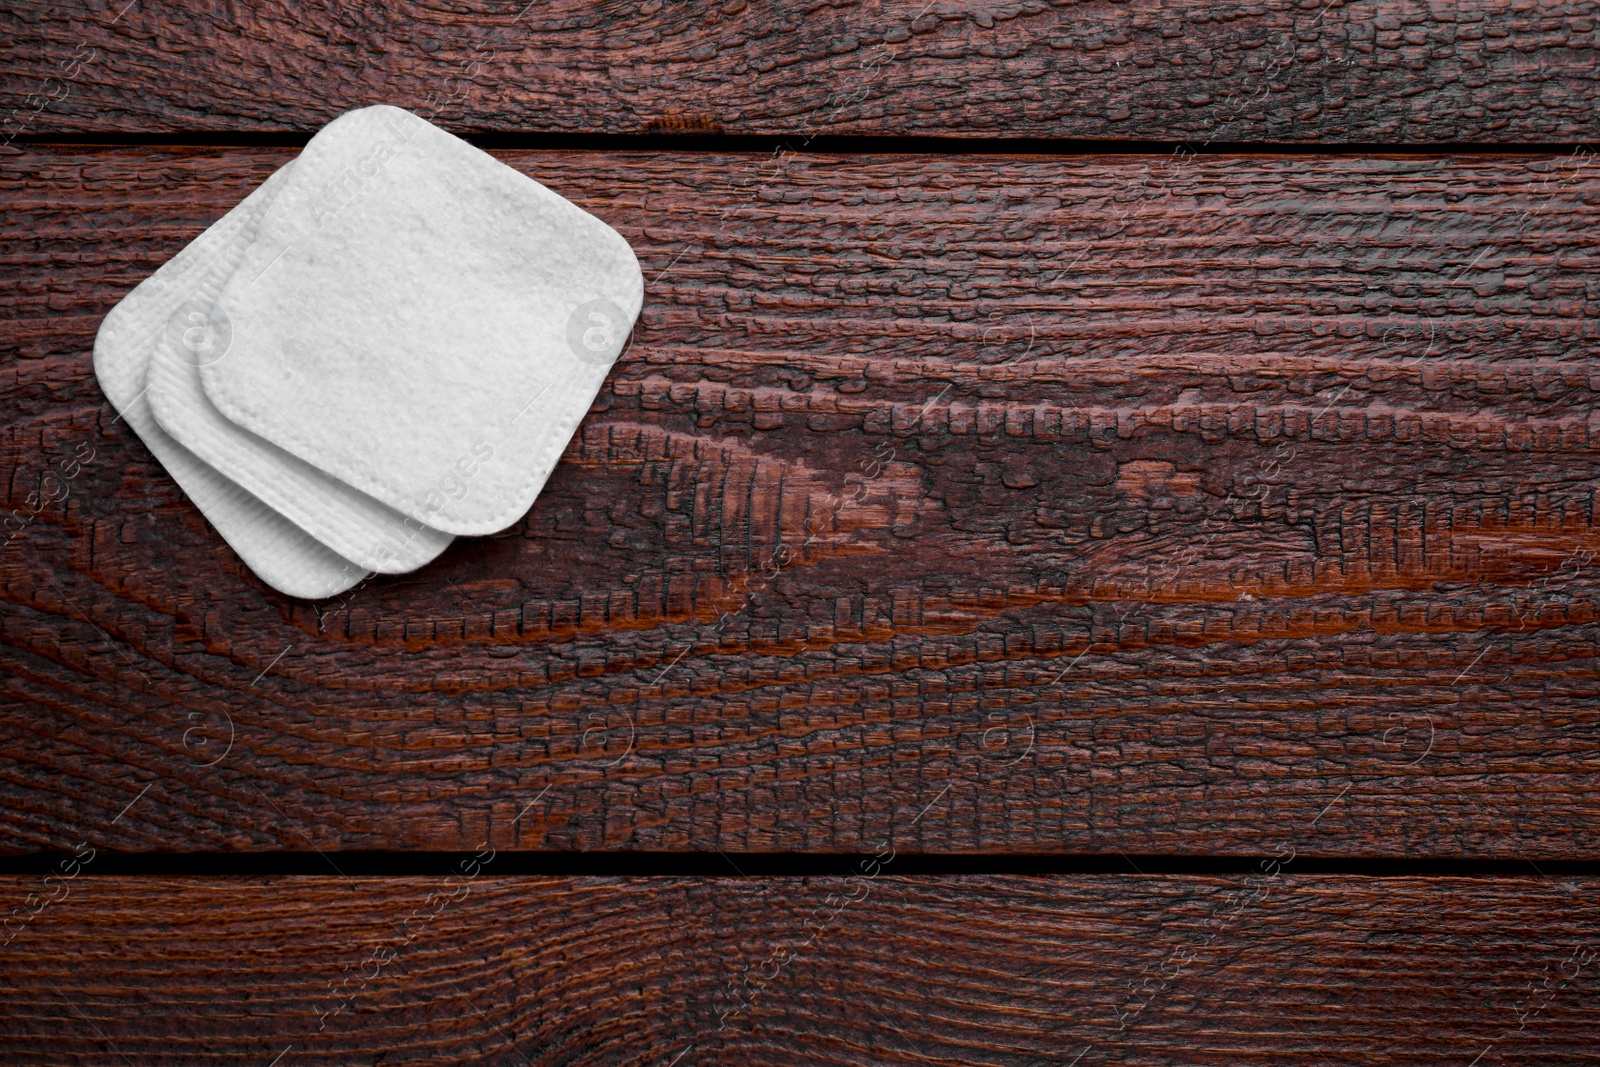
[[3, 2, 1598, 1062]]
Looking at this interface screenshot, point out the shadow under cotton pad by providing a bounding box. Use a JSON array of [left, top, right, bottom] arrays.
[[93, 164, 369, 600], [200, 105, 645, 537], [144, 153, 455, 576]]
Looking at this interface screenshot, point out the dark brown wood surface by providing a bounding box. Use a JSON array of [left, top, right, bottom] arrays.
[[5, 6, 1600, 1063], [5, 144, 1599, 856], [3, 873, 1597, 1064], [4, 1, 1600, 143]]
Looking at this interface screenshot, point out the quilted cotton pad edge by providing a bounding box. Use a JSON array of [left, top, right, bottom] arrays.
[[91, 165, 371, 600]]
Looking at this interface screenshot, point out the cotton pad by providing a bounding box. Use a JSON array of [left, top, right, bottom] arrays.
[[200, 105, 644, 536], [143, 167, 455, 575], [93, 166, 368, 600]]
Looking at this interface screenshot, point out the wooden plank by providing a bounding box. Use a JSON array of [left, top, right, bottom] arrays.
[[1, 874, 1596, 1064], [3, 1, 1599, 143], [4, 146, 1600, 856]]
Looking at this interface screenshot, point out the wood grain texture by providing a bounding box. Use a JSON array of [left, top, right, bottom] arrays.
[[3, 0, 1600, 143], [4, 145, 1600, 856], [2, 874, 1597, 1065]]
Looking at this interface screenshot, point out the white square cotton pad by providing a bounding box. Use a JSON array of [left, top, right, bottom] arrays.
[[199, 105, 644, 537], [143, 164, 455, 576], [94, 165, 368, 600]]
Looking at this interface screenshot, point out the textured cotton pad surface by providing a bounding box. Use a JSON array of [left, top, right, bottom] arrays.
[[201, 105, 644, 536], [93, 166, 368, 600], [144, 167, 454, 575]]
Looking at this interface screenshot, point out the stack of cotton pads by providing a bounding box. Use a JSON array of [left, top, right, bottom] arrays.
[[94, 105, 643, 598]]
